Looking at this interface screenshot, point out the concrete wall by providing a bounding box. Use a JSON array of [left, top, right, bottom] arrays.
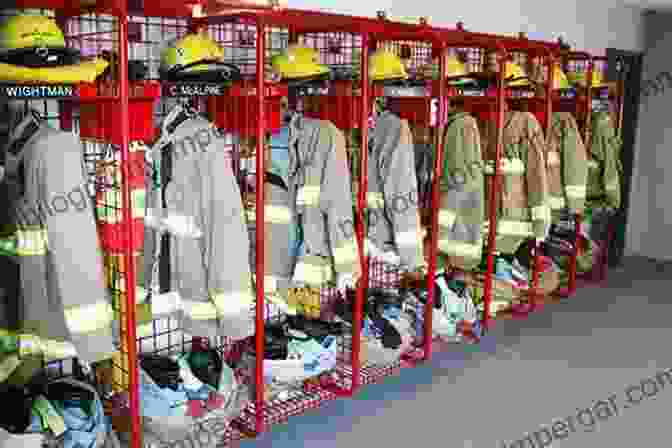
[[625, 11, 672, 260]]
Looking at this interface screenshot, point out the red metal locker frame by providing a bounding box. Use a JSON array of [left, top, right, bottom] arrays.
[[9, 2, 143, 448], [433, 28, 561, 328], [553, 50, 593, 298], [585, 55, 619, 286], [358, 18, 448, 364], [425, 29, 507, 334], [169, 7, 448, 435], [498, 36, 556, 317], [7, 3, 611, 447]]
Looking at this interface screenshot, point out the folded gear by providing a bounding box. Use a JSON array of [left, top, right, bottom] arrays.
[[140, 355, 182, 391]]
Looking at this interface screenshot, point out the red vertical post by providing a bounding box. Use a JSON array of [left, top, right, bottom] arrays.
[[569, 213, 581, 294], [55, 14, 73, 132], [482, 46, 507, 329], [530, 51, 554, 310], [351, 32, 370, 394], [117, 10, 141, 448], [566, 56, 581, 295], [423, 45, 447, 360], [570, 57, 594, 292], [254, 21, 267, 434]]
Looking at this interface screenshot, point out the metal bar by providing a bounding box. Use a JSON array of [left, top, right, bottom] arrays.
[[530, 52, 555, 310], [569, 213, 582, 294], [117, 9, 142, 448], [423, 46, 446, 360], [351, 32, 370, 394], [254, 20, 267, 435], [583, 58, 594, 138], [616, 57, 626, 138], [482, 47, 507, 329]]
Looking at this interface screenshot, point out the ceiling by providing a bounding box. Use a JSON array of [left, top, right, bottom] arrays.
[[621, 0, 672, 10]]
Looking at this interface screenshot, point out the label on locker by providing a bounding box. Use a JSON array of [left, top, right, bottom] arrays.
[[163, 83, 227, 97], [0, 84, 75, 98]]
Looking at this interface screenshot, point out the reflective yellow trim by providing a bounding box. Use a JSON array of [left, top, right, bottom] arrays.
[[438, 239, 482, 259], [490, 299, 513, 313], [483, 158, 525, 175], [162, 214, 202, 236], [366, 192, 385, 209], [605, 180, 620, 191], [15, 228, 48, 256], [0, 354, 20, 382], [246, 205, 293, 224], [181, 299, 219, 320], [264, 275, 278, 293], [18, 334, 77, 361], [484, 220, 534, 237], [396, 229, 423, 247], [531, 205, 551, 222], [438, 209, 457, 228], [212, 290, 255, 315], [96, 189, 145, 223], [297, 185, 321, 206], [564, 185, 587, 199], [548, 196, 566, 210], [64, 301, 114, 334], [333, 239, 360, 266], [587, 160, 599, 169], [293, 261, 333, 286], [363, 239, 376, 257], [252, 275, 281, 293], [546, 151, 561, 166]]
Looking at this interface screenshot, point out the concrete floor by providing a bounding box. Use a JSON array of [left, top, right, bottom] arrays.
[[241, 256, 672, 448]]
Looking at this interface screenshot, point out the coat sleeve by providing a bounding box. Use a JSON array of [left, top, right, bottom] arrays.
[[560, 114, 588, 214], [37, 131, 114, 356], [598, 117, 622, 209], [320, 124, 361, 280], [205, 141, 255, 314], [437, 116, 484, 271], [379, 119, 424, 270], [523, 114, 551, 239]]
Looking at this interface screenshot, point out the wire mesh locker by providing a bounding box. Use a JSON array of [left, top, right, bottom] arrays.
[[551, 50, 593, 298], [425, 29, 507, 333], [580, 55, 618, 286], [487, 36, 557, 319], [0, 4, 142, 448]]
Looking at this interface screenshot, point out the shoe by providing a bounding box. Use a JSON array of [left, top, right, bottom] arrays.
[[285, 315, 345, 343], [367, 314, 402, 349]]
